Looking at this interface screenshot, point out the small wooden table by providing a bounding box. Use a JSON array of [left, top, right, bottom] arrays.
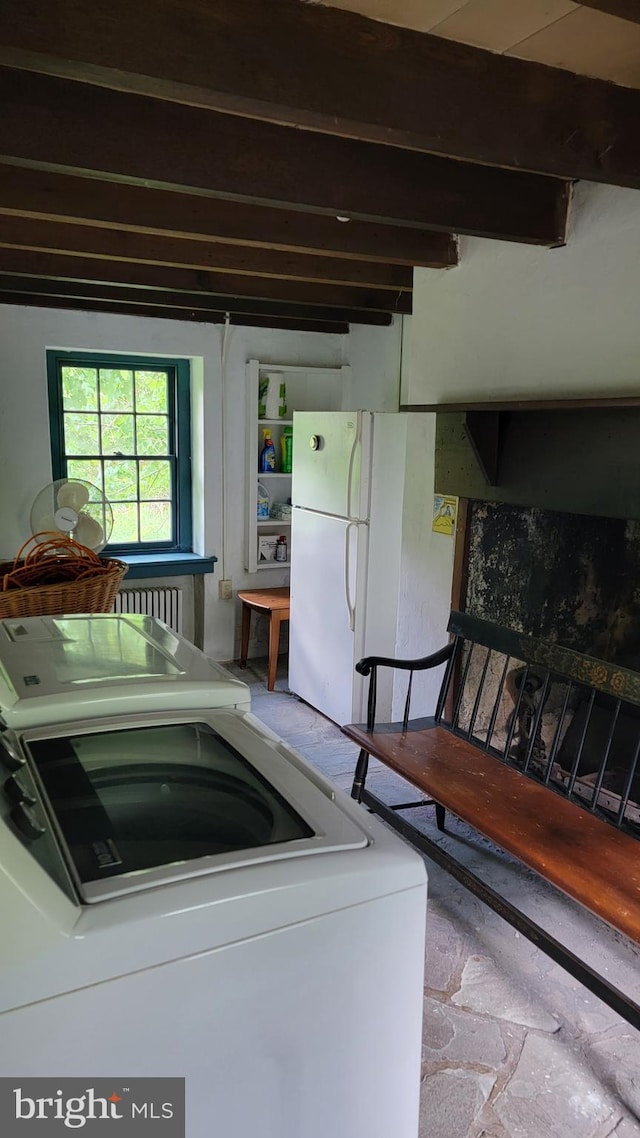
[[237, 587, 290, 692]]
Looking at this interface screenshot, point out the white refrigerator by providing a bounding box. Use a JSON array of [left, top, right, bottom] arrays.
[[289, 410, 411, 726]]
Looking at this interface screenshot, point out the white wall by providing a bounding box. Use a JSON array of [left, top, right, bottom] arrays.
[[392, 412, 455, 717], [408, 181, 640, 404], [345, 318, 403, 411], [0, 303, 404, 662], [399, 181, 640, 708]]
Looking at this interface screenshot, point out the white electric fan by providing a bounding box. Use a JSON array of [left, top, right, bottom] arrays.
[[30, 478, 114, 554]]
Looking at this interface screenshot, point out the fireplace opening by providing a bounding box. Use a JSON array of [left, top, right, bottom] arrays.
[[455, 501, 640, 834], [455, 645, 640, 832]]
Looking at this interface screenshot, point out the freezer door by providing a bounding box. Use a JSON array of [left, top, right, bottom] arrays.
[[289, 508, 368, 725], [292, 411, 371, 520]]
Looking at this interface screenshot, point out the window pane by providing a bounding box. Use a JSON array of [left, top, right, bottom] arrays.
[[49, 352, 189, 555], [136, 415, 168, 456], [135, 371, 168, 414], [66, 460, 104, 493], [61, 367, 98, 412], [139, 460, 171, 500], [111, 503, 139, 545], [99, 369, 133, 412], [104, 459, 137, 502], [140, 501, 172, 544], [64, 413, 99, 455], [101, 414, 135, 455]]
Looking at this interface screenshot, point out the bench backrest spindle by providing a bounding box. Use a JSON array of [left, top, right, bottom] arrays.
[[467, 647, 492, 741], [452, 641, 474, 730], [589, 697, 622, 812], [435, 636, 461, 725], [618, 734, 640, 827], [402, 670, 414, 734], [365, 665, 378, 732], [566, 687, 597, 798], [521, 671, 551, 776], [483, 652, 511, 753], [502, 664, 530, 762], [544, 681, 573, 785]]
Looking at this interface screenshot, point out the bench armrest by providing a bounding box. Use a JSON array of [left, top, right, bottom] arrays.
[[356, 641, 455, 732], [356, 642, 454, 677]]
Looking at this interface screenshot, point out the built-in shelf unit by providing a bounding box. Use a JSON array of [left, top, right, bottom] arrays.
[[244, 360, 348, 572]]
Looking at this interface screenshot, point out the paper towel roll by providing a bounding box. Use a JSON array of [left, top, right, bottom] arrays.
[[264, 372, 285, 419]]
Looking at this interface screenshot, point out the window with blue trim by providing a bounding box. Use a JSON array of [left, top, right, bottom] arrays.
[[47, 351, 192, 555]]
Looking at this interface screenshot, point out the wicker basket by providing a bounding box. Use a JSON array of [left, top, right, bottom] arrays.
[[0, 558, 129, 620]]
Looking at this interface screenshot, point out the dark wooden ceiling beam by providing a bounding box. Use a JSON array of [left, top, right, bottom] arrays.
[[0, 165, 457, 268], [0, 274, 393, 326], [1, 0, 639, 187], [0, 292, 350, 333], [0, 214, 415, 291], [0, 249, 409, 313], [0, 68, 569, 246]]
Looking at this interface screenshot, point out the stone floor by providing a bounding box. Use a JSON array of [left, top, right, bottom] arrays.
[[225, 655, 640, 1138]]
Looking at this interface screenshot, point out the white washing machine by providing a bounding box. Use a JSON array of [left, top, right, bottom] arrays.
[[0, 705, 427, 1138], [0, 613, 250, 727]]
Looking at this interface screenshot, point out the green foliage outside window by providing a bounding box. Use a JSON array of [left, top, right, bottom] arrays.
[[48, 353, 192, 552]]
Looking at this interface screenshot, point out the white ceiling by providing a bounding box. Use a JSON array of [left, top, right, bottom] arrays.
[[315, 1, 640, 88]]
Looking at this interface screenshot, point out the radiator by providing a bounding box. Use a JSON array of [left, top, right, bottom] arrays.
[[113, 587, 184, 635]]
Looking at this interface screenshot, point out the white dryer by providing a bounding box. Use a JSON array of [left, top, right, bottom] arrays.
[[0, 613, 250, 727], [0, 707, 427, 1138]]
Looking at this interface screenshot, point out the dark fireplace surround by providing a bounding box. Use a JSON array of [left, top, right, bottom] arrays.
[[466, 501, 640, 670], [433, 400, 640, 831], [434, 399, 640, 665]]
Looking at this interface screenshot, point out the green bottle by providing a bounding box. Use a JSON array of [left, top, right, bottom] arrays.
[[281, 425, 293, 474]]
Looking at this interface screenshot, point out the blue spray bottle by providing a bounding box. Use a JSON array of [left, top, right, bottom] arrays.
[[259, 429, 277, 472]]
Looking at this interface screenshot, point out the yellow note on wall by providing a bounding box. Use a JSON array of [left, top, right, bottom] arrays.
[[432, 495, 458, 536]]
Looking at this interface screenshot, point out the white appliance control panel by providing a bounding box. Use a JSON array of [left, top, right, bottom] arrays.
[[0, 728, 74, 899]]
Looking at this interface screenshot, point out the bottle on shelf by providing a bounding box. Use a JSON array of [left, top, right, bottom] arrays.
[[276, 534, 288, 562], [259, 429, 277, 472], [280, 425, 293, 474], [257, 481, 271, 519]]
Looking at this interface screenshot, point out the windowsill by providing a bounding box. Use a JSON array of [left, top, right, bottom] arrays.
[[108, 553, 217, 580]]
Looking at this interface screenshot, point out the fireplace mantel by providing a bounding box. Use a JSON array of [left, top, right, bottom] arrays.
[[401, 397, 640, 413], [421, 399, 640, 519]]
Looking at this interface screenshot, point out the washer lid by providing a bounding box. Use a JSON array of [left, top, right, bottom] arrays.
[[0, 614, 250, 726], [19, 713, 368, 903]]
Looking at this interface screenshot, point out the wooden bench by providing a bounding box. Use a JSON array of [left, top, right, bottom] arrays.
[[342, 611, 640, 1030]]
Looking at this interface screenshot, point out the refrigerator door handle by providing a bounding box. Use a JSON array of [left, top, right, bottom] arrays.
[[346, 412, 361, 521], [344, 521, 357, 632]]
